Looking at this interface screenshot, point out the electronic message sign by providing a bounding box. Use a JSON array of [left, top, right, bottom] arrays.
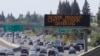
[[44, 15, 90, 27]]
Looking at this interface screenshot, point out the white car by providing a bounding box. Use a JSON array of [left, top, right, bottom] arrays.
[[29, 51, 37, 56], [5, 49, 14, 55], [29, 47, 37, 53]]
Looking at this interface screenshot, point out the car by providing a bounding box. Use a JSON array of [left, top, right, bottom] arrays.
[[40, 48, 47, 54], [34, 45, 40, 51], [0, 52, 6, 56], [76, 39, 84, 49], [20, 39, 24, 44], [48, 50, 56, 56], [39, 53, 46, 56], [29, 51, 37, 56], [0, 51, 6, 56], [29, 41, 33, 45], [74, 44, 81, 51], [29, 47, 37, 53], [48, 48, 59, 56], [21, 48, 29, 56], [64, 45, 70, 50], [39, 42, 44, 46], [56, 46, 64, 52], [46, 43, 52, 49], [5, 49, 14, 55], [54, 40, 61, 47], [69, 46, 76, 54]]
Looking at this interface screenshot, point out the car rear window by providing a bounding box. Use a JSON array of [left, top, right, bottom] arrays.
[[21, 49, 28, 53], [48, 50, 55, 55]]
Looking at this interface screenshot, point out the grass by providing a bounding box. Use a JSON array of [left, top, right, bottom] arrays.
[[45, 36, 57, 42], [22, 30, 36, 37]]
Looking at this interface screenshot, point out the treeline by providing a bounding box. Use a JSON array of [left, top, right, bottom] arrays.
[[57, 0, 90, 15], [0, 11, 44, 25]]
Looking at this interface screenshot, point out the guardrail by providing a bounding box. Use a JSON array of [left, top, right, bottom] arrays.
[[79, 45, 100, 56]]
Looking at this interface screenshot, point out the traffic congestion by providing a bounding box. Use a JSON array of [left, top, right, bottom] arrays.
[[0, 31, 85, 56]]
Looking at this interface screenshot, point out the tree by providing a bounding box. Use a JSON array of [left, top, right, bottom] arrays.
[[57, 0, 71, 15], [65, 0, 71, 15], [17, 14, 24, 23], [71, 0, 80, 15], [25, 11, 31, 23], [82, 0, 90, 15], [82, 0, 91, 35], [6, 13, 15, 23], [57, 0, 62, 14], [0, 11, 5, 22], [31, 11, 39, 23]]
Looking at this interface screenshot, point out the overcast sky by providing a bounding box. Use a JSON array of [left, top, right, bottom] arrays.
[[0, 0, 99, 18]]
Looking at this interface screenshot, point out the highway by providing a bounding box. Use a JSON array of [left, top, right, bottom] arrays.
[[0, 33, 93, 56]]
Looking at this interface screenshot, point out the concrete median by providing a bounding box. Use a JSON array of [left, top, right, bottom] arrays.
[[0, 37, 21, 52]]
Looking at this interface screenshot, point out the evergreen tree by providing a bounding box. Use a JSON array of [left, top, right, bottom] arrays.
[[0, 11, 5, 22], [17, 14, 24, 23], [57, 0, 62, 14], [57, 0, 71, 15], [65, 0, 71, 15], [82, 0, 90, 15], [31, 11, 39, 23], [71, 0, 80, 15], [25, 11, 31, 23], [6, 13, 15, 23], [61, 2, 67, 14]]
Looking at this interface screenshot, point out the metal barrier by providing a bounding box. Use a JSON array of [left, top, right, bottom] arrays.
[[79, 45, 100, 56]]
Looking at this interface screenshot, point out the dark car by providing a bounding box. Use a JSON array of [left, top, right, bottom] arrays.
[[74, 45, 80, 51], [48, 50, 56, 56], [56, 46, 64, 52], [39, 42, 44, 46], [29, 41, 33, 45], [64, 45, 70, 50], [21, 48, 29, 56], [0, 52, 6, 56], [36, 47, 40, 51]]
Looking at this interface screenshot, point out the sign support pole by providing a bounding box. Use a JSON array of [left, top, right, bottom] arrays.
[[83, 30, 88, 52], [12, 32, 14, 43]]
